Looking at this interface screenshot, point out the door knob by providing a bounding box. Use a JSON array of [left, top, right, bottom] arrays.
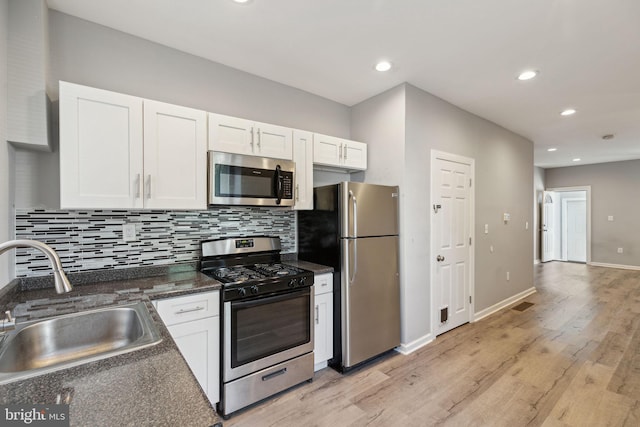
[[437, 255, 445, 262]]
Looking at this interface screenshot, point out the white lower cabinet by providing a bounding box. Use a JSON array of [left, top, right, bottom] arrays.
[[314, 273, 333, 371], [154, 291, 220, 405]]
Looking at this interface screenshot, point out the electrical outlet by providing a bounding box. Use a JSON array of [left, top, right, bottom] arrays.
[[608, 216, 614, 221], [506, 271, 510, 281], [617, 247, 624, 254], [490, 245, 494, 253], [525, 221, 529, 230], [123, 223, 137, 242]]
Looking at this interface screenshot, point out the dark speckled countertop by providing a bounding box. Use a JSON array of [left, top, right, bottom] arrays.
[[0, 268, 223, 427], [284, 260, 334, 275]]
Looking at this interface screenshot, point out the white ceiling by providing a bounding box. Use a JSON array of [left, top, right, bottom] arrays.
[[47, 0, 640, 168]]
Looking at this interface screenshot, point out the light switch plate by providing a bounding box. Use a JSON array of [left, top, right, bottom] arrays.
[[608, 216, 614, 221]]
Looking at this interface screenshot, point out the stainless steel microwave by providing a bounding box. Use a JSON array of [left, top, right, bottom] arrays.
[[208, 151, 295, 207]]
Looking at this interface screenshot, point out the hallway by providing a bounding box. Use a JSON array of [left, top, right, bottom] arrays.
[[226, 262, 640, 426]]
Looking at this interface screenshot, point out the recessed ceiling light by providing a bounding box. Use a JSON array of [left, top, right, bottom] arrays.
[[375, 61, 392, 72], [547, 148, 557, 152], [517, 70, 538, 81], [232, 0, 252, 4], [572, 158, 581, 162], [561, 109, 577, 116]]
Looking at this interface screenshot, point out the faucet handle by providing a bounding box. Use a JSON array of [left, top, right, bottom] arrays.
[[1, 310, 15, 333]]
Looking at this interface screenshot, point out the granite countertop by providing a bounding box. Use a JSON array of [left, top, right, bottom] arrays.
[[284, 260, 334, 275], [0, 269, 223, 427]]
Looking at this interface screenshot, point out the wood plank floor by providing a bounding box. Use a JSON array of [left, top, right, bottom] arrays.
[[225, 262, 640, 426]]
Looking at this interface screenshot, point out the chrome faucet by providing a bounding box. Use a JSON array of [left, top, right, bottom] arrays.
[[0, 239, 73, 294]]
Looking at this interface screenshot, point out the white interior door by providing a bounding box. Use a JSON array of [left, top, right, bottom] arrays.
[[432, 154, 472, 336], [542, 191, 555, 262], [565, 199, 587, 262]]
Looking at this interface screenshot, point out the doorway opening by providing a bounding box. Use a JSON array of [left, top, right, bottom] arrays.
[[541, 186, 591, 263]]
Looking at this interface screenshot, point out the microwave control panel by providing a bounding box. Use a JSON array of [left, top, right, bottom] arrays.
[[281, 171, 293, 200]]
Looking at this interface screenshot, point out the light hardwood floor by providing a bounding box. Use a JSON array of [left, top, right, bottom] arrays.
[[225, 262, 640, 426]]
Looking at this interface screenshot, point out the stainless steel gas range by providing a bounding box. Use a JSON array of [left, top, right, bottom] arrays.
[[200, 236, 314, 418]]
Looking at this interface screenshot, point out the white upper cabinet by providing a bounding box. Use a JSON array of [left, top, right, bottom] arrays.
[[143, 100, 207, 210], [208, 113, 293, 160], [60, 81, 144, 209], [313, 133, 367, 171], [60, 82, 207, 210], [292, 130, 313, 210]]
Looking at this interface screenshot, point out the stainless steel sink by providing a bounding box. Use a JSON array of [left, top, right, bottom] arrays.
[[0, 301, 162, 384]]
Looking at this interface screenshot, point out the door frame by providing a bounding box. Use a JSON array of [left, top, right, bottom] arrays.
[[430, 150, 475, 336], [547, 186, 592, 263]]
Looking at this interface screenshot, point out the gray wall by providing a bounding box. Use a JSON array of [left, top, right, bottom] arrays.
[[533, 166, 545, 262], [14, 10, 352, 209], [545, 160, 640, 267], [0, 0, 13, 287], [351, 83, 534, 348]]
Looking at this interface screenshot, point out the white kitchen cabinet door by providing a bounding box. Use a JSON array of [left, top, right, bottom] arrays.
[[209, 113, 293, 160], [313, 133, 343, 167], [342, 140, 367, 170], [143, 101, 207, 210], [59, 81, 144, 209], [254, 122, 293, 160], [314, 291, 333, 371], [313, 133, 367, 171], [167, 316, 220, 405], [293, 130, 313, 210], [208, 113, 254, 155], [314, 273, 333, 371]]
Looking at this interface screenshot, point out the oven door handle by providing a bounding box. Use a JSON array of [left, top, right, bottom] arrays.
[[232, 288, 309, 309]]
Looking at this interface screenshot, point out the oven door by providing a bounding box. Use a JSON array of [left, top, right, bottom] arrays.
[[209, 151, 295, 207], [224, 287, 314, 382]]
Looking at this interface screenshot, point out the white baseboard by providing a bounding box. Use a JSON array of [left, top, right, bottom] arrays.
[[534, 259, 541, 265], [473, 287, 537, 322], [395, 333, 434, 355], [588, 262, 640, 271]]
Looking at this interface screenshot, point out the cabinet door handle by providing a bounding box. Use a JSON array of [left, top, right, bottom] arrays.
[[295, 183, 300, 202], [343, 144, 347, 160], [315, 305, 319, 324], [257, 128, 261, 149], [134, 174, 141, 198], [145, 175, 152, 199], [175, 306, 205, 315], [338, 143, 343, 160], [250, 127, 255, 151]]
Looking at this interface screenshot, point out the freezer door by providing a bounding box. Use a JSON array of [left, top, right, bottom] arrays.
[[341, 235, 400, 368], [341, 182, 399, 238]]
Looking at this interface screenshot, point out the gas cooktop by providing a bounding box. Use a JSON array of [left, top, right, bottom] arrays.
[[206, 263, 309, 284]]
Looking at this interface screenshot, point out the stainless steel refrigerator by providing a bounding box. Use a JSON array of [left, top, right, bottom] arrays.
[[298, 182, 400, 371]]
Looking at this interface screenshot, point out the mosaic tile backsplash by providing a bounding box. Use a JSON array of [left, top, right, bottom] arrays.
[[15, 207, 297, 278]]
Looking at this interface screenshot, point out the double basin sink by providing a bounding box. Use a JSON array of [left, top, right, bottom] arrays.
[[0, 301, 162, 384]]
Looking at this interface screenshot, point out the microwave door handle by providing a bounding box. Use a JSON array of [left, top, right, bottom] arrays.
[[275, 164, 283, 205]]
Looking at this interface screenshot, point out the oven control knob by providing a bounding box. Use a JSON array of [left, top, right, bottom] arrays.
[[237, 287, 247, 297], [298, 277, 306, 286], [250, 285, 259, 295], [288, 278, 297, 288]]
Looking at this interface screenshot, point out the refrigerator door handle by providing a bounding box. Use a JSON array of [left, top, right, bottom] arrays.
[[348, 190, 358, 238], [349, 239, 358, 285]]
